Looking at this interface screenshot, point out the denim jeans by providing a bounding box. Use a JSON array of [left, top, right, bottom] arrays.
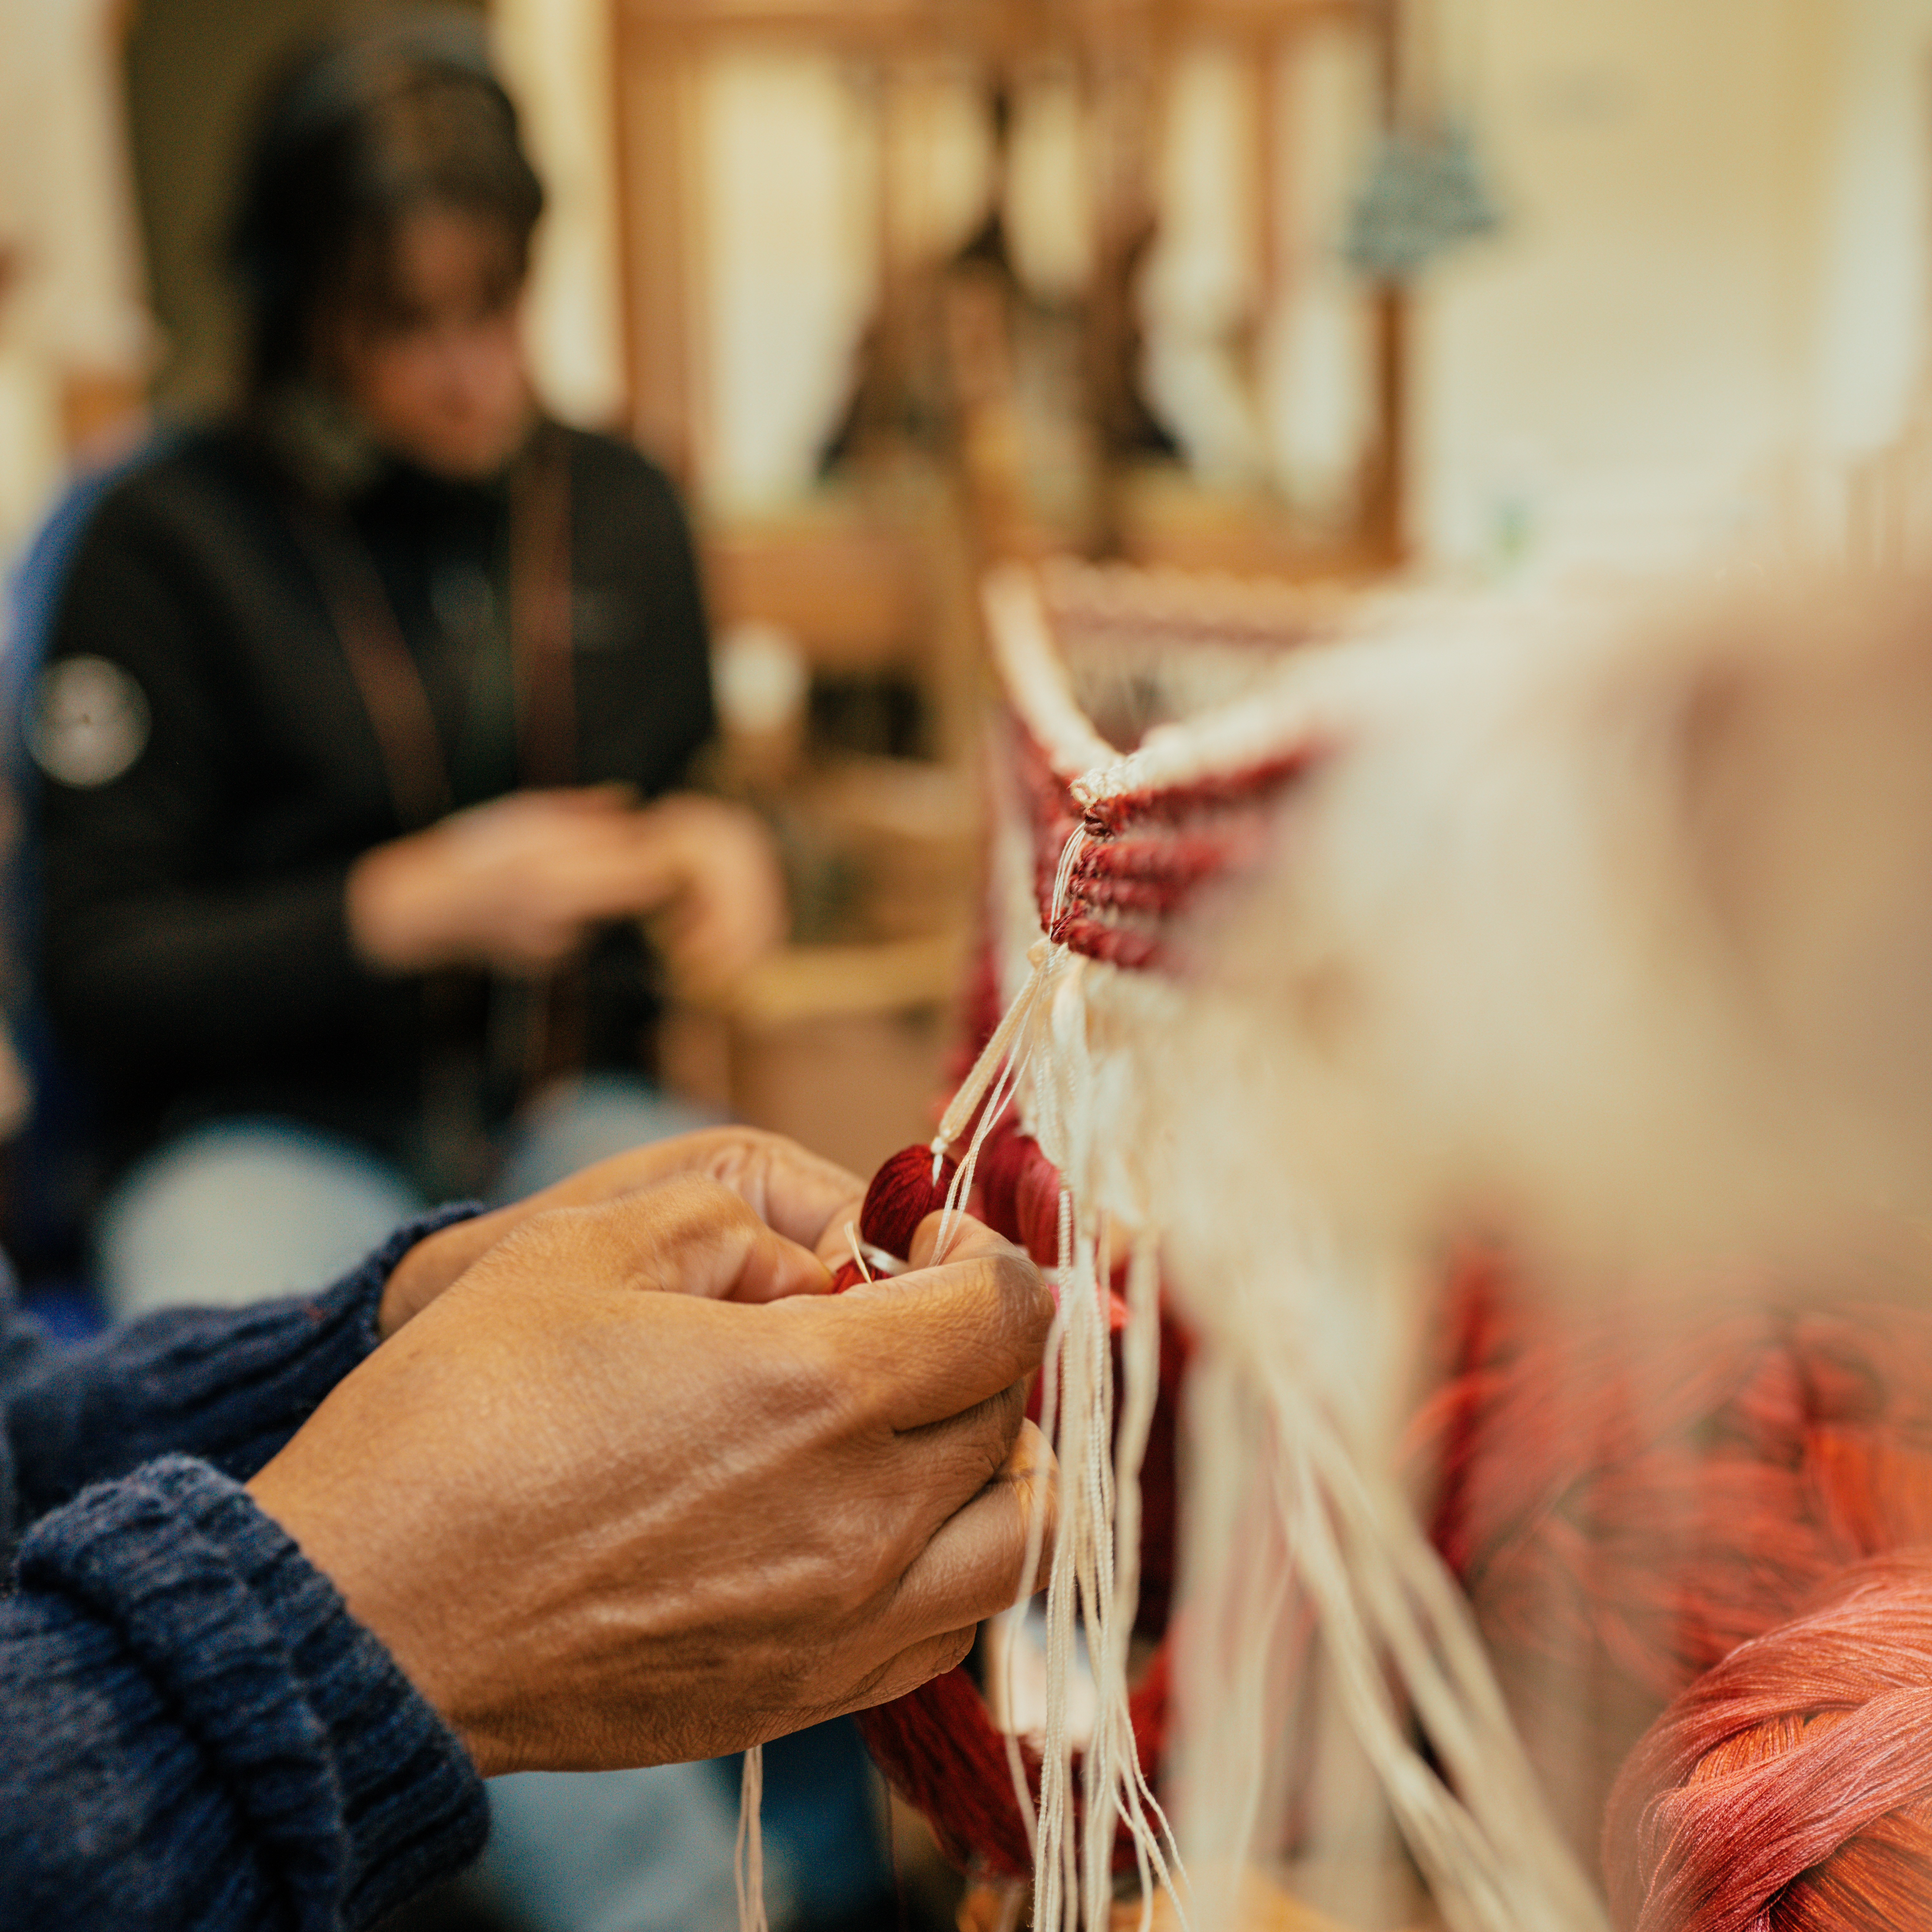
[[95, 1075, 718, 1320]]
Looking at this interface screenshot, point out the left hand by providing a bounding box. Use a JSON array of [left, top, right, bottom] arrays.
[[637, 793, 789, 999], [380, 1126, 867, 1337]]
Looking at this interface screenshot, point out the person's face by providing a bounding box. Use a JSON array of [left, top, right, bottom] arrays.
[[333, 204, 533, 479]]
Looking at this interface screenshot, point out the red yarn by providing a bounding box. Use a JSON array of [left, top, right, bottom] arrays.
[[853, 1640, 1174, 1881], [848, 1116, 1187, 1879], [967, 1117, 1129, 1332], [971, 1120, 1065, 1265], [859, 1145, 959, 1261], [1011, 720, 1317, 973], [1603, 1551, 1932, 1932]]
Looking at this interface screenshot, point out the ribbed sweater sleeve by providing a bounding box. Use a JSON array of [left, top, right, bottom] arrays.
[[4, 1206, 478, 1525], [1, 1455, 488, 1930]]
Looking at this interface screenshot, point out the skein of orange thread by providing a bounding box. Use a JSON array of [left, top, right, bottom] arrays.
[[1604, 1550, 1932, 1932], [1418, 1257, 1932, 1917]]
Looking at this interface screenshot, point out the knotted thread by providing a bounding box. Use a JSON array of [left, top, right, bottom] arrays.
[[845, 1127, 1186, 1887]]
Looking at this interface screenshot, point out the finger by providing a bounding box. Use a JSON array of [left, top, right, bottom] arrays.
[[554, 842, 684, 921], [836, 1240, 1053, 1429], [885, 1420, 1058, 1644], [564, 1177, 833, 1303], [695, 1132, 868, 1254], [905, 1207, 1011, 1271], [549, 782, 641, 815], [891, 1376, 1028, 1514], [836, 1625, 979, 1717], [814, 1210, 872, 1273], [514, 1130, 867, 1264]]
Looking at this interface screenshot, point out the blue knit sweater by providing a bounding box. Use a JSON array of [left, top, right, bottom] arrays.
[[0, 1214, 491, 1929]]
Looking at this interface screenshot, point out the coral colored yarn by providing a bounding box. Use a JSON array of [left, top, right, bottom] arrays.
[[1603, 1550, 1932, 1932], [1418, 1262, 1932, 1902]]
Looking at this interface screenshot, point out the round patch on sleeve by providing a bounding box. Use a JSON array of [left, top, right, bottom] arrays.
[[28, 655, 152, 788]]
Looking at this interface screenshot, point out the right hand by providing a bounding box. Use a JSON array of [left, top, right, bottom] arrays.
[[247, 1180, 1055, 1774], [344, 786, 718, 978]]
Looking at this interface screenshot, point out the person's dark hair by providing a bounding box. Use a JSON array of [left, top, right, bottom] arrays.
[[228, 13, 544, 397]]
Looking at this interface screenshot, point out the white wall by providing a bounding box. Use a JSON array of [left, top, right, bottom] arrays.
[[1418, 0, 1932, 571], [0, 0, 151, 563], [491, 0, 628, 430], [1807, 0, 1932, 455]]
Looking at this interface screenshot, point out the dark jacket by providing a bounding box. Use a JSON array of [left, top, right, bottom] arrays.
[[35, 420, 715, 1187], [0, 1215, 489, 1929]]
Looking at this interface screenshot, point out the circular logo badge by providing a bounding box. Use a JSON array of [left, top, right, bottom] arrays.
[[28, 655, 151, 788]]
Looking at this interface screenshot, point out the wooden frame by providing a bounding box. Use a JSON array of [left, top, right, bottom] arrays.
[[610, 0, 1409, 563]]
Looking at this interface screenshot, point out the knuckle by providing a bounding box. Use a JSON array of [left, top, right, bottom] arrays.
[[985, 1251, 1053, 1330], [974, 1384, 1028, 1475], [822, 1530, 900, 1624], [646, 1170, 734, 1223], [768, 1310, 863, 1420]]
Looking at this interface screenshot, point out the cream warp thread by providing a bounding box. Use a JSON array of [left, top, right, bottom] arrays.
[[735, 1743, 769, 1932], [970, 566, 1614, 1931], [930, 865, 1185, 1932]]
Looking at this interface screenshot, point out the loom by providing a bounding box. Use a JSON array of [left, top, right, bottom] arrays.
[[835, 556, 1932, 1932]]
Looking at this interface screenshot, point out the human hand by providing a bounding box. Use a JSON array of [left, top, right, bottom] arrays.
[[345, 787, 785, 982], [346, 786, 670, 975], [633, 793, 789, 999], [248, 1187, 1055, 1774], [379, 1126, 866, 1336]]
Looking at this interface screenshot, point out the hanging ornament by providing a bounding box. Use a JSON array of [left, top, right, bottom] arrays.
[[1343, 121, 1500, 282]]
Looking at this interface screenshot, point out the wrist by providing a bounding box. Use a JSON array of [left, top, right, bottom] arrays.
[[25, 1456, 490, 1901], [244, 1447, 504, 1777]]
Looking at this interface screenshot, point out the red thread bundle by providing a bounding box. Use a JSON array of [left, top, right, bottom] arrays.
[[829, 1145, 959, 1292], [855, 1641, 1173, 1881], [844, 1125, 1183, 1881], [861, 1145, 958, 1261], [1012, 723, 1316, 973], [969, 1119, 1065, 1267]]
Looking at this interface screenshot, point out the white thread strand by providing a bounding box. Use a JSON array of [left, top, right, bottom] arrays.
[[734, 1745, 769, 1932], [843, 1222, 873, 1282], [961, 574, 1613, 1932]]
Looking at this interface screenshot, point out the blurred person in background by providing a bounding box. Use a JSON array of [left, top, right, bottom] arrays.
[[29, 13, 786, 1324], [15, 19, 887, 1932]]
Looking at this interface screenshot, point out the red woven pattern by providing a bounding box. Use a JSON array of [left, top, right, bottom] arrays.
[[1014, 724, 1317, 972]]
